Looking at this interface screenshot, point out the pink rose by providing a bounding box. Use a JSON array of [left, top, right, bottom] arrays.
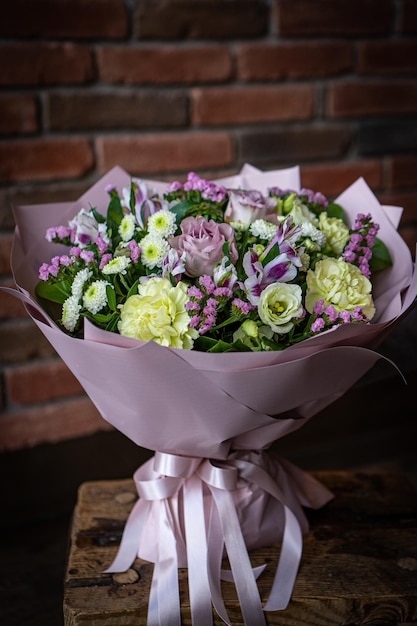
[[169, 216, 238, 277], [224, 189, 277, 225]]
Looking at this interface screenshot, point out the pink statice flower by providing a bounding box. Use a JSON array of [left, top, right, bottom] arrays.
[[342, 213, 380, 279]]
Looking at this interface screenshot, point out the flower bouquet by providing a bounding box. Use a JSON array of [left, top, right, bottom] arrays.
[[4, 163, 417, 625]]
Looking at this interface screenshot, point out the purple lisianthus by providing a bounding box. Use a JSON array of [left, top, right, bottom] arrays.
[[224, 189, 277, 225], [169, 216, 238, 278]]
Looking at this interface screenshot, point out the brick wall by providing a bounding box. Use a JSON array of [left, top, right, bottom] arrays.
[[0, 0, 416, 452]]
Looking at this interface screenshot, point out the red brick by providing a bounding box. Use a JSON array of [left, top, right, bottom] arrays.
[[0, 43, 94, 87], [378, 190, 417, 224], [326, 81, 417, 118], [357, 41, 417, 75], [239, 126, 352, 165], [97, 45, 232, 85], [0, 0, 128, 39], [5, 359, 83, 405], [46, 91, 188, 131], [97, 132, 234, 175], [0, 138, 94, 183], [0, 319, 56, 363], [0, 180, 94, 231], [386, 155, 417, 190], [0, 281, 27, 320], [0, 94, 38, 135], [0, 397, 111, 452], [133, 0, 268, 40], [301, 160, 383, 198], [0, 234, 13, 275], [192, 85, 314, 126], [237, 42, 353, 81], [398, 0, 417, 34], [274, 0, 392, 36]]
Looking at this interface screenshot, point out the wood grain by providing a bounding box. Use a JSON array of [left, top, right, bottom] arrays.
[[64, 471, 417, 625]]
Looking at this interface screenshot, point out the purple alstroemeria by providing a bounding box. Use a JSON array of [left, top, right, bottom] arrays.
[[122, 179, 169, 230], [161, 248, 187, 282], [69, 208, 107, 248], [241, 247, 298, 305], [241, 218, 303, 305]]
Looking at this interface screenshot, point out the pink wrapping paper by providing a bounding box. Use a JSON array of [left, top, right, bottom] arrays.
[[3, 164, 417, 625]]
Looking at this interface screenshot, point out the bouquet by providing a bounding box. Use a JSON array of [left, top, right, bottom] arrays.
[[4, 164, 417, 625], [34, 167, 391, 351]]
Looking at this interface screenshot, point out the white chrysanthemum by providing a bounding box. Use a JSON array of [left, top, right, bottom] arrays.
[[140, 234, 170, 269], [61, 295, 82, 332], [71, 268, 92, 299], [300, 221, 327, 248], [102, 256, 131, 275], [83, 280, 109, 314], [147, 209, 177, 238], [119, 214, 136, 242], [250, 219, 278, 240]]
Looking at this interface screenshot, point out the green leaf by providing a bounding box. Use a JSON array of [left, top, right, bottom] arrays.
[[222, 241, 231, 262], [106, 285, 117, 312], [326, 202, 346, 222], [129, 182, 137, 215], [127, 279, 140, 299], [370, 237, 393, 272], [170, 200, 195, 223], [106, 314, 120, 333], [87, 312, 114, 324], [91, 207, 106, 224], [35, 279, 71, 304], [261, 241, 280, 267], [106, 195, 124, 244], [210, 314, 239, 332]]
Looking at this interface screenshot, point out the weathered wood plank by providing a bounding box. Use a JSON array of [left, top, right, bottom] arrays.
[[64, 471, 417, 625]]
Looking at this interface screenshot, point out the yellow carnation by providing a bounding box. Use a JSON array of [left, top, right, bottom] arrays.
[[305, 258, 375, 319], [318, 212, 350, 256], [118, 277, 198, 349]]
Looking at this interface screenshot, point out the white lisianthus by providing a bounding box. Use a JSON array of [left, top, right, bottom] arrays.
[[140, 234, 170, 269], [71, 268, 92, 299], [83, 280, 110, 314], [61, 295, 82, 332], [118, 277, 199, 349], [147, 209, 177, 238], [305, 258, 375, 319], [119, 214, 136, 242], [102, 256, 131, 275], [250, 219, 278, 241], [258, 282, 303, 334], [287, 198, 319, 227], [318, 212, 350, 256]]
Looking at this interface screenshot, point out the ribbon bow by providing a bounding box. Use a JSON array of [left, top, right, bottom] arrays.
[[104, 450, 331, 625]]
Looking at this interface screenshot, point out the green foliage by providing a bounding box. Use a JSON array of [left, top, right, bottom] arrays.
[[370, 237, 393, 272], [35, 279, 71, 304]]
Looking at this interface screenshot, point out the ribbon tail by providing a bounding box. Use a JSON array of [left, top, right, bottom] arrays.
[[210, 485, 267, 626], [207, 502, 232, 626], [184, 475, 213, 625], [234, 458, 304, 612], [148, 501, 181, 626], [262, 503, 302, 611], [103, 499, 150, 573]]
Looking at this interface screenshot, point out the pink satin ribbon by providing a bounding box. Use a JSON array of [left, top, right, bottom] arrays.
[[104, 451, 320, 625]]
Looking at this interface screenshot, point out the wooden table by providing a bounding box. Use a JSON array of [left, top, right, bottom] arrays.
[[64, 471, 417, 625]]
